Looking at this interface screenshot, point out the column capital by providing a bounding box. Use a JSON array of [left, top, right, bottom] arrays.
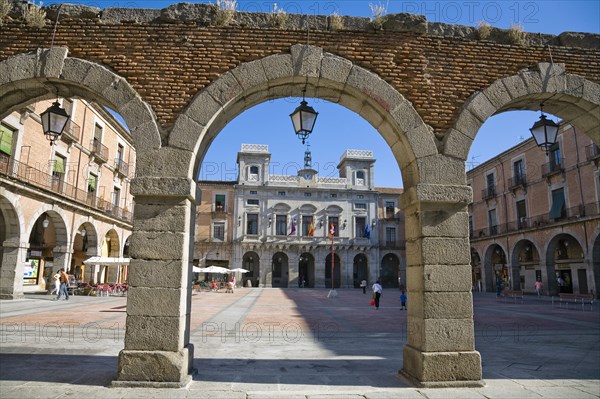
[[131, 177, 197, 201], [401, 184, 472, 210]]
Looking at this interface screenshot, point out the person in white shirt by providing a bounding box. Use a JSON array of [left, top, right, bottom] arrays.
[[372, 281, 383, 309]]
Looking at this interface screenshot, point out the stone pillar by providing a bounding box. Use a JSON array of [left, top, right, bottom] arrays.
[[114, 193, 195, 387], [0, 238, 25, 299], [510, 262, 521, 290], [399, 184, 483, 387]]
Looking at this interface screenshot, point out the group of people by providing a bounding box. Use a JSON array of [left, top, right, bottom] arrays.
[[50, 268, 70, 301], [361, 279, 407, 310]]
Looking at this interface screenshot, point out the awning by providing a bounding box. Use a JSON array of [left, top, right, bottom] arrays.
[[84, 256, 130, 265]]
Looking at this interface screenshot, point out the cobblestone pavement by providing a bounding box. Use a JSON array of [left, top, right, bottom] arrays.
[[1, 289, 599, 398]]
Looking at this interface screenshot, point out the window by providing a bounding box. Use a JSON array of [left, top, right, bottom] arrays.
[[328, 217, 339, 237], [549, 188, 566, 220], [330, 193, 337, 198], [356, 171, 365, 185], [549, 143, 561, 171], [246, 213, 258, 235], [117, 144, 124, 162], [513, 159, 525, 185], [277, 191, 286, 196], [52, 154, 66, 181], [468, 215, 473, 237], [275, 215, 287, 236], [0, 123, 15, 157], [385, 201, 395, 218], [302, 215, 314, 236], [357, 194, 364, 199], [249, 190, 257, 195], [112, 187, 121, 208], [355, 217, 366, 238], [355, 203, 367, 210], [248, 166, 259, 181], [516, 200, 527, 228], [215, 194, 226, 212], [386, 227, 396, 245], [87, 173, 98, 193], [304, 192, 312, 197], [488, 209, 498, 235], [247, 199, 259, 206], [94, 123, 102, 142], [486, 173, 495, 196], [213, 222, 225, 241]]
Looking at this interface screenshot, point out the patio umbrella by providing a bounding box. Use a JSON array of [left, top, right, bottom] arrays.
[[229, 268, 250, 273], [192, 266, 204, 273], [197, 265, 230, 274]]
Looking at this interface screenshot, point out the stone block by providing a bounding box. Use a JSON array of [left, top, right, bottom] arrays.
[[123, 315, 186, 352], [481, 80, 512, 109], [168, 114, 204, 152], [443, 128, 473, 161], [116, 347, 193, 384], [183, 91, 222, 127], [205, 71, 243, 107], [415, 156, 467, 185], [131, 177, 195, 198], [401, 124, 438, 162], [133, 200, 190, 233], [404, 210, 469, 239], [0, 52, 37, 85], [320, 53, 352, 87], [453, 108, 482, 140], [129, 231, 188, 260], [231, 59, 268, 91], [407, 318, 475, 352], [118, 98, 158, 139], [406, 237, 470, 266], [128, 259, 189, 288], [519, 71, 543, 96], [134, 147, 193, 178], [501, 75, 529, 100], [61, 57, 93, 87], [39, 47, 68, 79], [408, 292, 473, 320], [402, 345, 482, 385], [127, 287, 187, 317], [346, 66, 384, 105], [290, 44, 322, 77], [82, 63, 117, 97], [583, 79, 600, 106], [406, 264, 473, 292], [463, 91, 497, 124], [130, 119, 161, 152], [101, 78, 138, 112], [261, 53, 293, 82]]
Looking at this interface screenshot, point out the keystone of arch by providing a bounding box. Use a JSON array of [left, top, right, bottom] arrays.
[[169, 45, 438, 185], [445, 62, 600, 160], [0, 48, 161, 153]]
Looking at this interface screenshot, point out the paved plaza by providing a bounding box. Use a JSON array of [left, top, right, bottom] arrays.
[[1, 288, 599, 398]]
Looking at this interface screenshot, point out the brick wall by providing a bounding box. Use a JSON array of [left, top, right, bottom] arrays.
[[1, 19, 598, 137]]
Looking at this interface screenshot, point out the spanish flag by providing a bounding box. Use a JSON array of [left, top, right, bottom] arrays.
[[308, 221, 315, 237]]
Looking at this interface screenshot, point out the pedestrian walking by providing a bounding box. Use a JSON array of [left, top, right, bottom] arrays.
[[534, 278, 543, 296], [50, 271, 60, 296], [372, 280, 382, 310], [400, 291, 407, 310], [360, 279, 367, 294], [55, 268, 69, 301]]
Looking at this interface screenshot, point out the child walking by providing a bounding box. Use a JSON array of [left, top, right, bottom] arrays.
[[400, 291, 407, 310]]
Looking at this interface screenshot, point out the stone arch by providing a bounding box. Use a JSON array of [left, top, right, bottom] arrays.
[[271, 252, 288, 288], [483, 243, 508, 293], [0, 193, 24, 299], [0, 48, 161, 153], [511, 239, 540, 292], [546, 233, 586, 295], [380, 252, 400, 288], [445, 62, 600, 160], [592, 232, 600, 299], [242, 251, 260, 287], [28, 206, 69, 246], [353, 253, 369, 288], [75, 220, 99, 257], [168, 44, 438, 190]]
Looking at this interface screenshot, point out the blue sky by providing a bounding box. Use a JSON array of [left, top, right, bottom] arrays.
[[60, 1, 598, 187]]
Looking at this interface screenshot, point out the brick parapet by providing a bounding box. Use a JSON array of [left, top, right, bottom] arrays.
[[1, 3, 598, 135]]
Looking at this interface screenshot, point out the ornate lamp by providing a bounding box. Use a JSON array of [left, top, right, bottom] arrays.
[[40, 101, 70, 146], [529, 104, 559, 155], [290, 94, 318, 144]]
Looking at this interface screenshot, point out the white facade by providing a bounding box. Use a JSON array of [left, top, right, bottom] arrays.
[[231, 144, 402, 288]]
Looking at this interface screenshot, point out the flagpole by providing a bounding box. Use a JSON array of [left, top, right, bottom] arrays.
[[331, 230, 334, 290], [327, 223, 337, 298]]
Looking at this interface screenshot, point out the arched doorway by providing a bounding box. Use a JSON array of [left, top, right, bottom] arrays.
[[325, 253, 341, 289], [512, 240, 540, 294], [0, 194, 22, 299], [470, 248, 482, 292], [484, 244, 507, 294], [298, 252, 314, 288], [380, 253, 399, 288], [353, 254, 368, 288], [28, 211, 68, 292], [546, 234, 586, 295], [272, 252, 288, 288], [243, 251, 260, 287]]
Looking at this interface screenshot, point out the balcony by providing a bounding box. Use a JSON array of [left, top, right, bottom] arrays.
[[481, 186, 496, 200], [114, 158, 129, 178], [0, 156, 132, 223], [585, 144, 600, 164], [508, 174, 527, 190], [542, 160, 564, 178], [60, 119, 81, 144], [90, 140, 109, 164]]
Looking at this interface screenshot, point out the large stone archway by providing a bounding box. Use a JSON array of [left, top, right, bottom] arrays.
[[0, 193, 24, 299]]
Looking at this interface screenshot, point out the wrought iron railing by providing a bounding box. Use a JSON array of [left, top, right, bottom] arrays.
[[90, 140, 109, 163]]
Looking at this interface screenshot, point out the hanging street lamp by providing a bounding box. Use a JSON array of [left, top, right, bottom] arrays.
[[529, 104, 559, 155], [290, 95, 318, 145], [40, 101, 70, 146]]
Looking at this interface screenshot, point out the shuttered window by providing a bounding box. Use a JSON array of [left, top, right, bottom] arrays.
[[0, 123, 14, 156]]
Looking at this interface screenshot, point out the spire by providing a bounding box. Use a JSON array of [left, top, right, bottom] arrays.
[[304, 143, 312, 168]]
